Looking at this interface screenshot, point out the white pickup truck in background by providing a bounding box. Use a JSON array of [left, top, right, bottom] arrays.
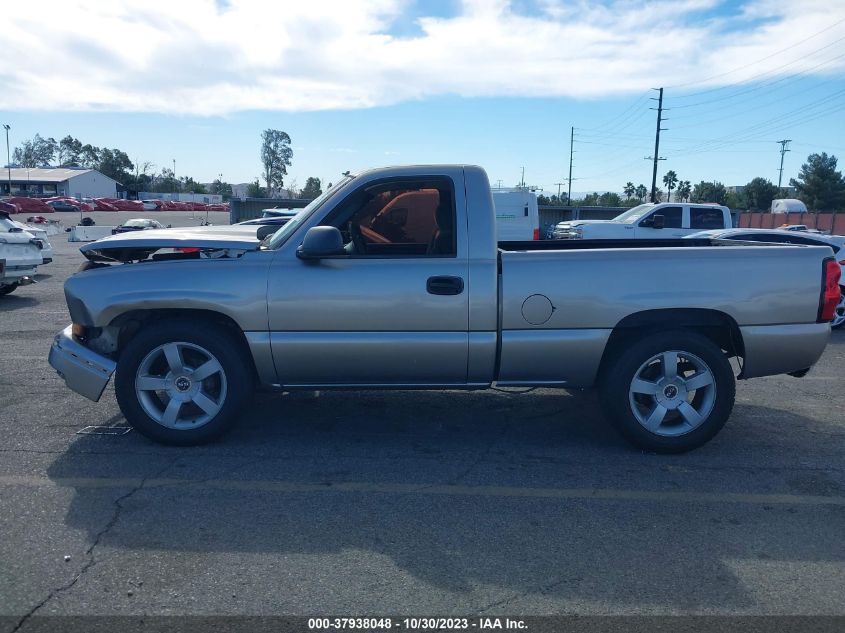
[[553, 202, 732, 240]]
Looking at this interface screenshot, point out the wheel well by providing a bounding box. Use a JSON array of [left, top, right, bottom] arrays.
[[109, 309, 259, 380], [599, 308, 744, 378]]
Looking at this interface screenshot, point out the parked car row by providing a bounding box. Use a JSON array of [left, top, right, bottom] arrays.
[[0, 210, 54, 295]]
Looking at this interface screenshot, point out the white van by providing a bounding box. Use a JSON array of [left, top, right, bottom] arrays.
[[771, 198, 807, 213], [492, 189, 539, 241]]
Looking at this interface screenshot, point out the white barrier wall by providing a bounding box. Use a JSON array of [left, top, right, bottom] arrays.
[[68, 226, 117, 242]]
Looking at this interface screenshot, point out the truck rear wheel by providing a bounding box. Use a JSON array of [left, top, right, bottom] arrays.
[[599, 330, 735, 453], [0, 282, 19, 296], [115, 320, 252, 445]]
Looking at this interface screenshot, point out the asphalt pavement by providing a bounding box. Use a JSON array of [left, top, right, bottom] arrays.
[[1, 211, 843, 628]]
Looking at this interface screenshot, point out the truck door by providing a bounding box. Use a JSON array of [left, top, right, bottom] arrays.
[[634, 205, 684, 237], [266, 175, 470, 386]]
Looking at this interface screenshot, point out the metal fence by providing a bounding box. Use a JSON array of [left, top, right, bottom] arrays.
[[739, 211, 845, 234], [229, 197, 313, 223]]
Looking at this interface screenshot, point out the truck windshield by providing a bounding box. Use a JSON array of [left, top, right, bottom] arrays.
[[263, 177, 354, 249], [614, 204, 655, 224]]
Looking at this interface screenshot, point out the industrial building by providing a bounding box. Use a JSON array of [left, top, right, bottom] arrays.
[[0, 167, 119, 199]]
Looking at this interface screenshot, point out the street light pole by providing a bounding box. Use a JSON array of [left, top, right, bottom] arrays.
[[3, 124, 10, 196]]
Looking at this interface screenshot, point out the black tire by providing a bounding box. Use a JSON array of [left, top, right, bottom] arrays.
[[115, 320, 253, 445], [599, 330, 736, 453], [0, 283, 19, 296]]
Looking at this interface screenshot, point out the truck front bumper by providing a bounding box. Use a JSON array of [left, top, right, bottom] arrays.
[[48, 325, 116, 401]]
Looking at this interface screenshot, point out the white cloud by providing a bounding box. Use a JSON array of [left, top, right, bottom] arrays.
[[2, 0, 844, 115]]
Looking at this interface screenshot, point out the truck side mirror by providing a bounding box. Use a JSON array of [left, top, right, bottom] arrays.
[[297, 226, 347, 260], [650, 214, 665, 229]]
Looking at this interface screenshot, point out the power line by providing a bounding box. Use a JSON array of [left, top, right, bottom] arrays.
[[648, 87, 666, 203], [776, 139, 792, 189], [665, 88, 845, 157], [567, 126, 574, 204], [668, 48, 845, 112], [666, 17, 845, 91]]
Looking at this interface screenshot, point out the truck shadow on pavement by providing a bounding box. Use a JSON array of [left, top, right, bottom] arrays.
[[0, 295, 38, 311], [45, 388, 845, 612]]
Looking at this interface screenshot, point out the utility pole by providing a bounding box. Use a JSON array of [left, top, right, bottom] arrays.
[[776, 139, 791, 190], [172, 158, 176, 195], [567, 126, 574, 205], [3, 125, 10, 196], [554, 182, 565, 200], [648, 88, 667, 203], [520, 166, 525, 188]]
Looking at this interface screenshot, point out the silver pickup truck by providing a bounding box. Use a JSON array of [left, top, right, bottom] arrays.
[[49, 165, 842, 452]]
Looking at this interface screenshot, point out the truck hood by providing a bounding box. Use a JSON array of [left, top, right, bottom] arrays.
[[557, 220, 618, 227], [79, 225, 263, 262]]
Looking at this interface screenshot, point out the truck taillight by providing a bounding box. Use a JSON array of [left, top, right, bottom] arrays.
[[533, 228, 539, 240], [818, 258, 842, 323]]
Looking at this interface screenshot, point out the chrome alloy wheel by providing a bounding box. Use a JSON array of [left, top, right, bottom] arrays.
[[832, 289, 845, 329], [628, 350, 717, 437], [135, 342, 228, 430]]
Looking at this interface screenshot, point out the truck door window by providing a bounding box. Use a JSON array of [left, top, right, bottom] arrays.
[[691, 207, 724, 229], [642, 206, 681, 228], [324, 178, 456, 257]]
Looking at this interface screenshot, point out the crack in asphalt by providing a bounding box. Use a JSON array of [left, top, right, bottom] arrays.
[[475, 577, 570, 614], [8, 458, 180, 633]]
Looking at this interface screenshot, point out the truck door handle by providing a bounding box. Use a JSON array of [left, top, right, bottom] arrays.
[[427, 276, 464, 295]]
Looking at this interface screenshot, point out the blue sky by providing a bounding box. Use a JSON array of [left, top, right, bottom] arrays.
[[3, 0, 845, 195]]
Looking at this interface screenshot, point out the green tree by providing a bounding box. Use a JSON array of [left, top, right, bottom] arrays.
[[300, 176, 322, 199], [623, 182, 635, 201], [691, 181, 727, 205], [56, 135, 83, 166], [635, 184, 647, 202], [662, 170, 678, 202], [247, 178, 266, 198], [724, 192, 743, 210], [179, 176, 207, 194], [97, 148, 134, 184], [789, 152, 845, 211], [260, 129, 293, 194], [12, 134, 57, 167], [598, 192, 622, 206], [151, 167, 178, 193], [211, 178, 233, 200], [676, 180, 691, 202], [79, 144, 100, 169], [743, 177, 779, 211]]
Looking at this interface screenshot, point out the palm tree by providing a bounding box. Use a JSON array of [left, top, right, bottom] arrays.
[[635, 184, 647, 202], [676, 180, 691, 202], [662, 170, 678, 202], [623, 182, 635, 201]]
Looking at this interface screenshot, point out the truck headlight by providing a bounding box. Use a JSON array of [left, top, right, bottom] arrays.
[[571, 227, 584, 238]]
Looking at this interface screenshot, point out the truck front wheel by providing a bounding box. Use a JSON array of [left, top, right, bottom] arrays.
[[599, 331, 735, 453], [0, 282, 19, 296], [115, 320, 253, 445]]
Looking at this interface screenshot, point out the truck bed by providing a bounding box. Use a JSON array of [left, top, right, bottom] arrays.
[[498, 238, 717, 251]]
